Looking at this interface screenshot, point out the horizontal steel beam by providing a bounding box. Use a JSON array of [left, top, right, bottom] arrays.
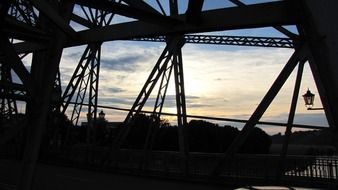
[[3, 16, 49, 42], [0, 93, 27, 101], [73, 1, 300, 45], [12, 41, 45, 54], [11, 34, 296, 55], [132, 35, 296, 48]]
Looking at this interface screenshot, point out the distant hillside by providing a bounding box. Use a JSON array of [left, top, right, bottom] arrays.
[[270, 129, 338, 155], [271, 129, 337, 146]]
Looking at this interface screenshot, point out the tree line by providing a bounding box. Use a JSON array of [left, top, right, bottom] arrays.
[[122, 114, 271, 154]]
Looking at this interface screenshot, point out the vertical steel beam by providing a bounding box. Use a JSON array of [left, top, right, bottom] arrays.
[[17, 1, 74, 190], [169, 0, 178, 15], [211, 45, 307, 176], [169, 0, 189, 173], [278, 59, 306, 179], [173, 49, 188, 151], [87, 45, 101, 132], [172, 46, 190, 174], [186, 0, 204, 23]]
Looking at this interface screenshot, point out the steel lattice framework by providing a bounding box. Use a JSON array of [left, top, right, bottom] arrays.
[[0, 0, 338, 190], [133, 34, 296, 48]]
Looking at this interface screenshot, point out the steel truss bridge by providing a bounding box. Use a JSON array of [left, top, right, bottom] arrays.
[[0, 0, 338, 190]]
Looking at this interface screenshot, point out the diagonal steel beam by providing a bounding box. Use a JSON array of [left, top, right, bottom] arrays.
[[299, 1, 338, 130], [3, 16, 50, 41], [0, 35, 33, 93], [75, 0, 181, 26], [12, 41, 45, 54], [211, 44, 308, 176], [122, 0, 160, 14], [229, 0, 299, 39], [28, 0, 77, 39], [71, 13, 96, 28]]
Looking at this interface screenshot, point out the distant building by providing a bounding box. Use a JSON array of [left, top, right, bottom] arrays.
[[81, 121, 123, 139]]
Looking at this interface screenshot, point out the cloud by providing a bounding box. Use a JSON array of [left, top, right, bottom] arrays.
[[100, 55, 142, 72], [188, 103, 212, 108], [105, 87, 126, 93], [99, 97, 134, 106], [64, 51, 83, 59], [136, 95, 203, 109]]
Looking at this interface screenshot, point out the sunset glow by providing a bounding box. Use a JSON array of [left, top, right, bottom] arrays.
[[58, 39, 328, 135]]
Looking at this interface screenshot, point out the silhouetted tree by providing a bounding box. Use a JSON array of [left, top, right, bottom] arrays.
[[239, 127, 271, 154], [187, 120, 271, 154], [123, 114, 154, 149], [153, 125, 179, 151]]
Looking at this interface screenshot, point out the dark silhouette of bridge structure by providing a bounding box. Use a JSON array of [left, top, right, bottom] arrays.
[[1, 0, 338, 190]]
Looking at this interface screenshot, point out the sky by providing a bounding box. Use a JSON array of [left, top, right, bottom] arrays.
[[17, 0, 329, 135]]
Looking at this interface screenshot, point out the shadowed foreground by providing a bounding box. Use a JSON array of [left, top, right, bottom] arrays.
[[0, 158, 330, 190], [0, 159, 234, 190]]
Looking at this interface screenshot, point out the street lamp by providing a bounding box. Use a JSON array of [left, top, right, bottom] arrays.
[[302, 88, 324, 110], [98, 110, 105, 120]]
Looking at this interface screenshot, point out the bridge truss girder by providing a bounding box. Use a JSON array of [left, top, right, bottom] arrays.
[[113, 36, 187, 151], [0, 0, 338, 189]]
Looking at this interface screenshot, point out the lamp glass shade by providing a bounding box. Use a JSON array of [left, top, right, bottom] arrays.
[[302, 89, 315, 107]]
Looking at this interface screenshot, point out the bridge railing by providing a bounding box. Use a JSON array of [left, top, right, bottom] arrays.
[[47, 147, 338, 178], [283, 155, 338, 179], [1, 146, 337, 186]]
